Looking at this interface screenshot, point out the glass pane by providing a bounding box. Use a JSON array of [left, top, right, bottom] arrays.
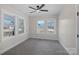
[[3, 14, 15, 37], [47, 20, 56, 33], [18, 18, 24, 34], [37, 20, 45, 33]]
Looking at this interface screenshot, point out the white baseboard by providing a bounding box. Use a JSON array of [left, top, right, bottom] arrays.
[[0, 34, 29, 55], [59, 40, 77, 55]]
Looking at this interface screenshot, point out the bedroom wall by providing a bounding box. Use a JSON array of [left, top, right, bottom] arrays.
[[29, 15, 58, 40], [59, 4, 76, 54], [0, 4, 29, 54]]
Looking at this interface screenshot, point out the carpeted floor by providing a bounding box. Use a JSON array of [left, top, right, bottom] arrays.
[[2, 38, 68, 55]]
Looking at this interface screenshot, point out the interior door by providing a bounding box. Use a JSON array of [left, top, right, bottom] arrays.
[[77, 14, 79, 54]]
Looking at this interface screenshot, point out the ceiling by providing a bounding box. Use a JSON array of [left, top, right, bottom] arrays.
[[11, 4, 64, 16]]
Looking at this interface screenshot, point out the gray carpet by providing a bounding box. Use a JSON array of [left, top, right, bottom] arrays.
[[2, 38, 68, 55]]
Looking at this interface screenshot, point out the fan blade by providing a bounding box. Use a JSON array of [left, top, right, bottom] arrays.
[[29, 6, 37, 10], [40, 10, 48, 12], [30, 11, 36, 13], [39, 4, 45, 9]]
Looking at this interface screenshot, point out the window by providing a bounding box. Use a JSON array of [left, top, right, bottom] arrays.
[[37, 20, 45, 33], [3, 14, 15, 37], [47, 20, 56, 33], [18, 18, 24, 34]]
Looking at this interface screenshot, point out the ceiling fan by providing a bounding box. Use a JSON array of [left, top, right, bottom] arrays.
[[29, 4, 48, 13]]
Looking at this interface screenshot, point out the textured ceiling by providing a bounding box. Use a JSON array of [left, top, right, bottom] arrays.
[[9, 4, 64, 16]]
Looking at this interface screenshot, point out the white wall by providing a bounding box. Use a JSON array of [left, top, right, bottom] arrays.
[[29, 15, 58, 40], [59, 5, 76, 54], [0, 5, 29, 54]]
